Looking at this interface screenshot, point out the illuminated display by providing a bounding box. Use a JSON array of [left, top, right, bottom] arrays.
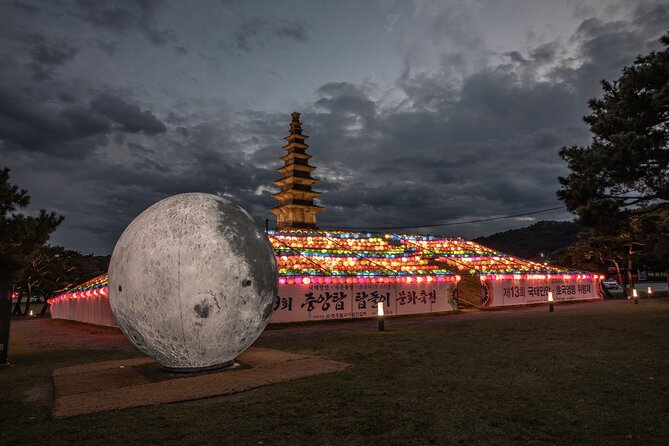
[[47, 274, 109, 304], [48, 229, 601, 304], [268, 230, 458, 284]]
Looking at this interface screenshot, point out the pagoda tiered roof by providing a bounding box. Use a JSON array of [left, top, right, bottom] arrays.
[[270, 112, 323, 229]]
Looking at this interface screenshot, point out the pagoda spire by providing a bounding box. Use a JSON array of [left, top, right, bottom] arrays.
[[270, 112, 323, 229]]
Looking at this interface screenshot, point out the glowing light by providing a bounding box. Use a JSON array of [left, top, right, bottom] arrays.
[[52, 229, 597, 305], [47, 273, 110, 304]]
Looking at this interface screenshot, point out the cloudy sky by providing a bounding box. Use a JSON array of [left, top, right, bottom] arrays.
[[0, 0, 666, 254]]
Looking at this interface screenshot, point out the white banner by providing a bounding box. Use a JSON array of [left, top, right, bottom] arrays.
[[480, 278, 602, 307], [270, 281, 456, 323], [50, 296, 117, 327]]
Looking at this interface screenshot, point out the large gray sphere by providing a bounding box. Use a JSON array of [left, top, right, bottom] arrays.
[[108, 193, 277, 371]]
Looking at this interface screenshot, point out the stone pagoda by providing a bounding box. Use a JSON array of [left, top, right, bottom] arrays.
[[270, 112, 323, 229]]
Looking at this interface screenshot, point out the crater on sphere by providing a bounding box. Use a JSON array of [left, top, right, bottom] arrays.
[[194, 300, 211, 318]]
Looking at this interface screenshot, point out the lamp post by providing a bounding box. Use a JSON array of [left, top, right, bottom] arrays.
[[548, 291, 554, 313], [633, 288, 638, 305], [647, 286, 653, 298], [0, 281, 12, 367], [377, 301, 385, 331]]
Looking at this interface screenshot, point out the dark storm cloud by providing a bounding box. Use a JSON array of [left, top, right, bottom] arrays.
[[506, 40, 560, 68], [1, 0, 666, 254], [90, 93, 167, 135], [94, 39, 118, 55], [272, 20, 311, 43], [315, 82, 377, 119], [4, 30, 78, 79], [29, 41, 77, 65], [632, 2, 669, 36], [506, 51, 528, 64], [11, 1, 40, 14], [529, 41, 560, 63], [29, 113, 286, 252], [0, 85, 110, 157], [74, 0, 176, 46], [228, 17, 311, 54], [7, 31, 44, 45], [295, 6, 666, 237], [28, 40, 78, 79], [0, 67, 166, 158]]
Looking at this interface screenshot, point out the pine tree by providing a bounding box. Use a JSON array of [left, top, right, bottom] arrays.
[[557, 33, 669, 293]]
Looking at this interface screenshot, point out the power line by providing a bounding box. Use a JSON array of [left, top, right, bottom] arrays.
[[266, 205, 568, 231]]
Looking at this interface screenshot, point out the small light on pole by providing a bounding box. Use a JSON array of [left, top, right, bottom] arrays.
[[377, 301, 385, 331], [548, 291, 554, 313], [647, 286, 653, 297], [633, 288, 638, 304]]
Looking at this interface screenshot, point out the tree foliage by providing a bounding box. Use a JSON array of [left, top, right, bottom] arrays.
[[14, 245, 110, 315], [558, 33, 669, 227], [1, 168, 112, 316], [0, 167, 63, 301], [557, 33, 669, 291], [634, 208, 669, 273]]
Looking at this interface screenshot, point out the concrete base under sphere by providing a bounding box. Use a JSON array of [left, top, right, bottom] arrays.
[[108, 193, 278, 371]]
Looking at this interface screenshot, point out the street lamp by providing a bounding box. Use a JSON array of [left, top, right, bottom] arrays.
[[633, 288, 638, 305], [377, 301, 385, 331]]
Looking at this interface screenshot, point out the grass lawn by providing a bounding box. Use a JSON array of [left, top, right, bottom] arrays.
[[1, 300, 668, 445]]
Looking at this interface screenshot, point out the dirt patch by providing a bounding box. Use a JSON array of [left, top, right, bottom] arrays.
[[52, 347, 350, 418], [24, 384, 52, 406]]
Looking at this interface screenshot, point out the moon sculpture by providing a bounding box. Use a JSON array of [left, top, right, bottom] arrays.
[[108, 193, 278, 371]]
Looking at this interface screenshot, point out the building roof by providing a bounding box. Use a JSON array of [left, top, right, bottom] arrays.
[[267, 229, 591, 284], [49, 229, 598, 303]]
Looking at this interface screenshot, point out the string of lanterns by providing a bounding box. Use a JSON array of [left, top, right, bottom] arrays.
[[48, 229, 600, 304], [47, 274, 109, 304]]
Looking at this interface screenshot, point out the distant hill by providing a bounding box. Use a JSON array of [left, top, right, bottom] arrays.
[[473, 221, 581, 260]]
